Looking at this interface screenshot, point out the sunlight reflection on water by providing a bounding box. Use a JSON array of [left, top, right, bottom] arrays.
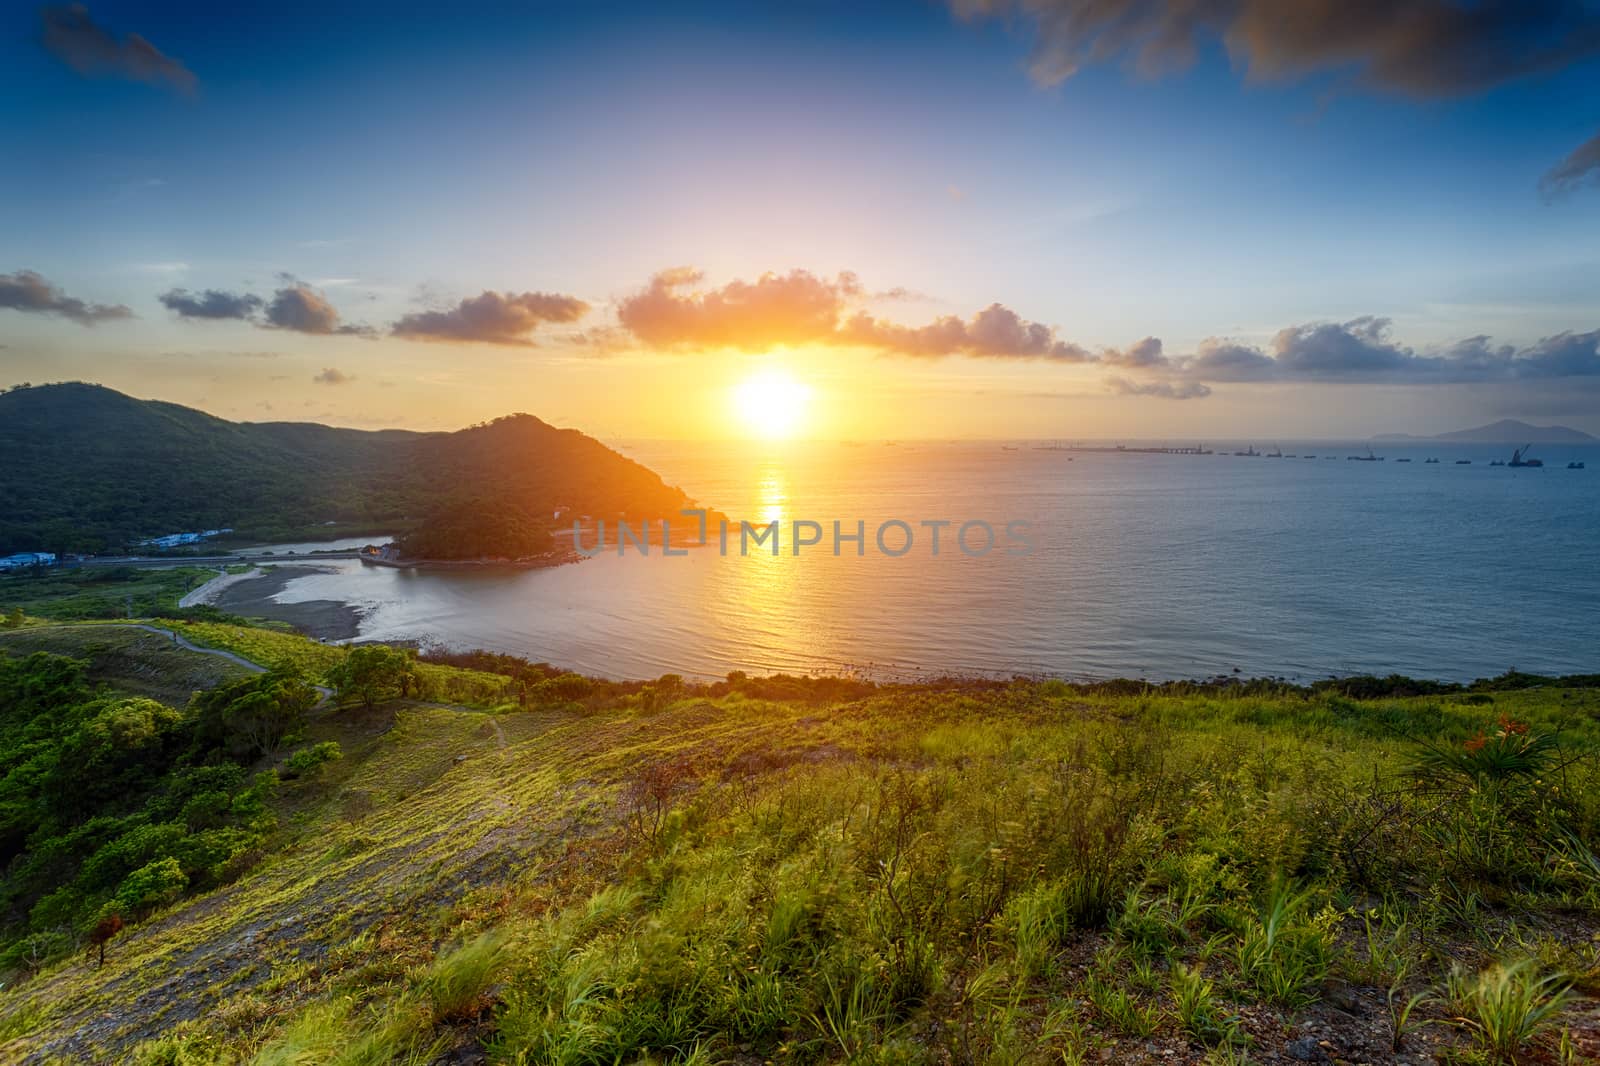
[[267, 440, 1600, 683]]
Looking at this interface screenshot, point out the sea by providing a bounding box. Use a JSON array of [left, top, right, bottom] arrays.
[[238, 440, 1600, 684]]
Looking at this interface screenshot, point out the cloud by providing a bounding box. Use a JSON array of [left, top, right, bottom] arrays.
[[1106, 375, 1212, 399], [843, 303, 1092, 360], [1186, 337, 1279, 380], [392, 290, 590, 346], [1144, 318, 1600, 387], [616, 267, 1088, 360], [264, 280, 371, 336], [1540, 129, 1600, 200], [0, 269, 131, 325], [159, 287, 263, 320], [41, 4, 197, 95], [312, 367, 352, 385], [617, 268, 855, 349], [952, 1, 1600, 97], [1100, 335, 1171, 368]]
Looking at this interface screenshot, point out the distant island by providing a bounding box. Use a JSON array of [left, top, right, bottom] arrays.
[[0, 382, 710, 557], [1374, 418, 1597, 443]]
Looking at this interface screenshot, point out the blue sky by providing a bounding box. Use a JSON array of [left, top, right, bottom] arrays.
[[2, 1, 1598, 437]]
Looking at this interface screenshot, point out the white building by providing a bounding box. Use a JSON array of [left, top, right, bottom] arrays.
[[0, 552, 57, 571]]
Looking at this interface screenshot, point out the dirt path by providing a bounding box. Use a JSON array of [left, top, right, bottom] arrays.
[[18, 622, 336, 706]]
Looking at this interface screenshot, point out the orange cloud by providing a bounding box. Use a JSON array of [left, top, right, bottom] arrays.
[[614, 267, 1086, 360], [617, 268, 855, 349]]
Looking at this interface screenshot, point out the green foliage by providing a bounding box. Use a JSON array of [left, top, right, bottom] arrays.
[[1410, 715, 1562, 789], [1447, 959, 1574, 1063], [191, 671, 317, 760], [283, 740, 342, 779], [112, 857, 188, 917], [5, 662, 1599, 1061], [417, 930, 508, 1022], [395, 501, 553, 561], [0, 650, 282, 970], [1085, 971, 1159, 1036], [327, 646, 419, 709], [1233, 885, 1338, 1008], [0, 567, 214, 621], [1169, 962, 1240, 1045]]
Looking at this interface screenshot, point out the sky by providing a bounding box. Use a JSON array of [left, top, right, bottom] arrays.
[[2, 0, 1599, 440]]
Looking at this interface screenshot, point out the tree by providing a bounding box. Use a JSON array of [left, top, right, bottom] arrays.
[[190, 672, 318, 761], [3, 607, 23, 629], [327, 646, 419, 709], [47, 697, 183, 819]]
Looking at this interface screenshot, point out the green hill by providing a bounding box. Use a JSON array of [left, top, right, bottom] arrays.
[[0, 383, 701, 554], [0, 623, 1597, 1064]]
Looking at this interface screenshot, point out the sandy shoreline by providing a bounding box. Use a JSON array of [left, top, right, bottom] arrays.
[[201, 565, 366, 641], [178, 566, 264, 608]]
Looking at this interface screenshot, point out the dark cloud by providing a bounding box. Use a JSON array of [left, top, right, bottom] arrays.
[[1156, 319, 1600, 386], [0, 269, 131, 325], [953, 1, 1600, 97], [392, 290, 590, 346], [1540, 129, 1600, 200], [1100, 336, 1171, 368], [1106, 376, 1212, 399], [1268, 316, 1416, 378], [312, 367, 352, 385], [159, 287, 263, 320], [1187, 337, 1278, 380], [264, 281, 371, 336], [41, 4, 196, 95]]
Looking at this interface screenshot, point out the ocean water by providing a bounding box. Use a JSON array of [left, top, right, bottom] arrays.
[[265, 440, 1600, 683]]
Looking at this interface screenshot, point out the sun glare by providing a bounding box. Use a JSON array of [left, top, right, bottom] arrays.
[[732, 368, 811, 439]]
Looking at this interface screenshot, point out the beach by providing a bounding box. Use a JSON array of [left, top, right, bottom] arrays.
[[196, 565, 365, 641]]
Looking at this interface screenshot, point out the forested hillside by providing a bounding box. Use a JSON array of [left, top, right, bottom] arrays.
[[0, 384, 699, 553]]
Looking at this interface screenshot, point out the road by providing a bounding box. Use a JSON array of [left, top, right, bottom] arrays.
[[70, 552, 366, 569]]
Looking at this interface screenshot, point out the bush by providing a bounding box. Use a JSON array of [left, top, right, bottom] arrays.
[[113, 857, 188, 917], [283, 741, 342, 779]]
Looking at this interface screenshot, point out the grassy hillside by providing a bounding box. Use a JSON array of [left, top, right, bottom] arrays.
[[0, 383, 702, 553], [0, 626, 1596, 1064]]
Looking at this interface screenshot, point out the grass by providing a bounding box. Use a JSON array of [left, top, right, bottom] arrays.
[[162, 620, 514, 706], [0, 566, 215, 620], [1448, 959, 1574, 1063], [0, 621, 1597, 1063], [0, 624, 253, 703]]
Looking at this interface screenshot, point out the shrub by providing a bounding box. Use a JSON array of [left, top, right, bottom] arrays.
[[113, 857, 188, 916], [1410, 716, 1560, 791], [283, 741, 342, 779], [1447, 959, 1573, 1063]]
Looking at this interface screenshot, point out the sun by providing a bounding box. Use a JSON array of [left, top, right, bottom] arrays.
[[731, 368, 811, 439]]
